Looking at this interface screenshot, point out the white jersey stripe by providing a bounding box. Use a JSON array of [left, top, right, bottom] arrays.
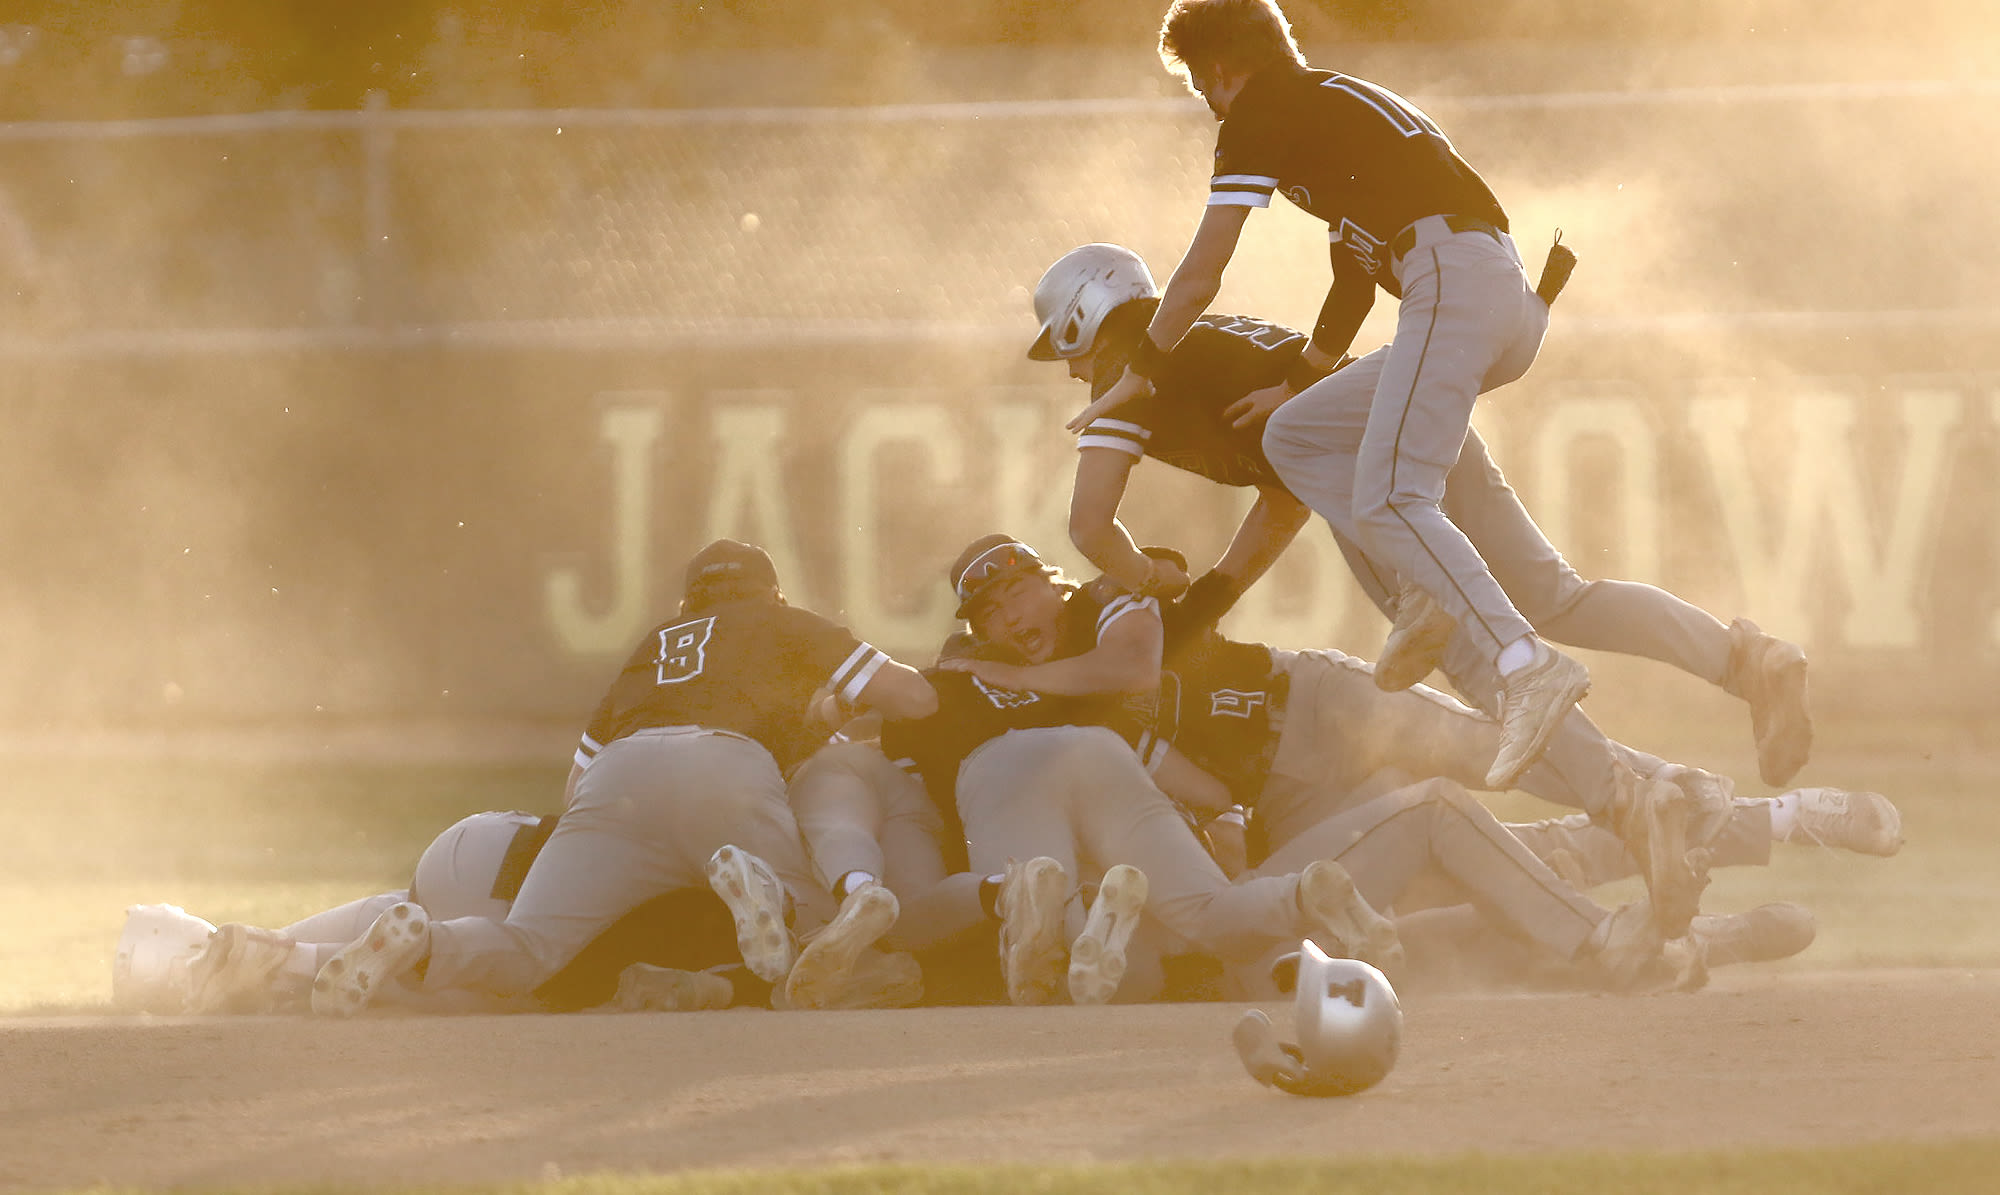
[[1096, 593, 1159, 636], [1212, 173, 1280, 187], [1078, 434, 1145, 457], [835, 646, 891, 704], [829, 642, 876, 693], [1092, 418, 1150, 436], [1208, 191, 1271, 208], [574, 746, 594, 770]]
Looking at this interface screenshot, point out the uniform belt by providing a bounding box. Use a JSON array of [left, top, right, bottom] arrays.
[[1391, 213, 1504, 261]]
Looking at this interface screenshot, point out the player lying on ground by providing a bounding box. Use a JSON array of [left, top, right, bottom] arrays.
[[298, 539, 940, 1017], [132, 810, 784, 1016], [1037, 241, 1812, 794]]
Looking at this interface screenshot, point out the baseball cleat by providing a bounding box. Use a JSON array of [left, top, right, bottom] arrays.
[[1725, 617, 1813, 787], [1067, 864, 1148, 1006], [783, 882, 901, 1011], [705, 845, 798, 984], [1650, 762, 1735, 848], [1585, 899, 1667, 991], [1604, 759, 1710, 939], [615, 964, 736, 1012], [1486, 640, 1590, 790], [1781, 788, 1904, 857], [997, 856, 1069, 1006], [782, 948, 924, 1011], [1374, 582, 1454, 692], [1693, 901, 1818, 968], [1297, 860, 1403, 973], [311, 902, 429, 1016], [185, 923, 296, 1015]]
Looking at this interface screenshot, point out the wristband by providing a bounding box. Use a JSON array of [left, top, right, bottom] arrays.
[[1283, 353, 1333, 393], [1128, 334, 1172, 380]]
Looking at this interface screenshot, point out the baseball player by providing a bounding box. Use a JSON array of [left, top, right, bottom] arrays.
[[883, 532, 1411, 1006], [176, 809, 762, 1016], [1085, 0, 1603, 793], [1041, 241, 1811, 791], [309, 538, 939, 1014]]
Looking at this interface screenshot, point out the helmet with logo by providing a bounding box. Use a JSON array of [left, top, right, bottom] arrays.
[[1026, 244, 1158, 361], [1233, 937, 1403, 1096]]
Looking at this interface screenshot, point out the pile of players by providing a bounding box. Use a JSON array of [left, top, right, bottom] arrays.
[[118, 0, 1904, 1018]]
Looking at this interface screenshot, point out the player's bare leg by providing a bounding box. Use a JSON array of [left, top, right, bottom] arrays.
[[1067, 864, 1149, 1005]]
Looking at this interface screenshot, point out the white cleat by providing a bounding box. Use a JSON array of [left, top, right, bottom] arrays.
[[185, 923, 296, 1015], [615, 964, 736, 1012], [997, 856, 1069, 1006], [1297, 860, 1403, 973], [1487, 640, 1591, 790], [311, 902, 430, 1017], [784, 883, 901, 1010], [1067, 865, 1149, 1006], [705, 845, 798, 984], [1782, 788, 1904, 857]]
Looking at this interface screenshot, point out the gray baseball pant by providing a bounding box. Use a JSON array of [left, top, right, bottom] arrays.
[[954, 725, 1309, 960], [421, 727, 830, 998], [1254, 775, 1607, 961], [1265, 225, 1546, 662], [1254, 648, 1630, 848], [788, 738, 988, 951]]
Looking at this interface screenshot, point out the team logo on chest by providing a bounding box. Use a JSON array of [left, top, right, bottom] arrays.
[[1336, 217, 1387, 274], [1209, 688, 1269, 719], [972, 676, 1041, 710]]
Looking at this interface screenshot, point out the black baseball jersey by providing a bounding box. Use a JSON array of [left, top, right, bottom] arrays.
[[575, 599, 892, 775], [1078, 313, 1304, 489], [1156, 600, 1286, 807], [879, 580, 1165, 814], [1209, 63, 1507, 291]]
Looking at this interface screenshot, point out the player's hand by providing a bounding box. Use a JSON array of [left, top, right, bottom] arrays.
[[1200, 812, 1249, 879], [1137, 557, 1191, 601], [1224, 381, 1293, 430], [1065, 366, 1152, 433], [935, 656, 1027, 690], [804, 686, 844, 730]]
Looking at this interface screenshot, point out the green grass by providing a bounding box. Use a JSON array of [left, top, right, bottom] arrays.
[[36, 1139, 2000, 1194]]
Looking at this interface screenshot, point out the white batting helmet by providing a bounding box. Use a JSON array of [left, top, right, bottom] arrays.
[[1233, 937, 1403, 1097], [1027, 243, 1158, 361], [112, 903, 217, 1014]]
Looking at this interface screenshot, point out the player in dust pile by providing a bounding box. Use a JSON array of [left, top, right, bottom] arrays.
[[306, 539, 940, 1014]]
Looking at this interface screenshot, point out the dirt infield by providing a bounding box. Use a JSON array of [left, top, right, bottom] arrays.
[[2, 968, 1994, 1191]]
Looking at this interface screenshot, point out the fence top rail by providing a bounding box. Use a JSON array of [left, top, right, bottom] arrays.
[[1, 77, 1995, 140], [3, 308, 1998, 358]]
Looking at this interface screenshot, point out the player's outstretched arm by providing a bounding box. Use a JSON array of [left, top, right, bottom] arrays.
[[1069, 447, 1161, 593], [1077, 204, 1254, 431], [940, 600, 1164, 696], [854, 660, 939, 722], [1211, 484, 1312, 595]]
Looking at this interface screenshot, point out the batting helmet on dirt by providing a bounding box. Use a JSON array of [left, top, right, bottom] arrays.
[[1233, 937, 1403, 1097]]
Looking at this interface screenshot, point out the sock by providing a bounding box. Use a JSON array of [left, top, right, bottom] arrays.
[[836, 870, 877, 901], [978, 874, 1004, 920], [1768, 792, 1800, 841], [1496, 635, 1539, 677], [281, 942, 318, 983]]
